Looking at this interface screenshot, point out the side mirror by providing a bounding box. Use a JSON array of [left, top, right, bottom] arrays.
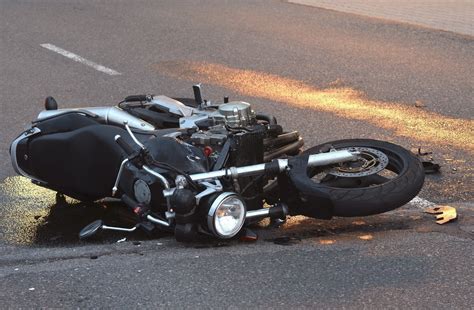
[[44, 96, 58, 110], [79, 220, 103, 240], [192, 84, 203, 107]]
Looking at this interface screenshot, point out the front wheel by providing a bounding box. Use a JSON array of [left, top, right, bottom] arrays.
[[300, 139, 425, 217]]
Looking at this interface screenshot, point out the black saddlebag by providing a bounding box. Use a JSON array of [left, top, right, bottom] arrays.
[[12, 113, 133, 201]]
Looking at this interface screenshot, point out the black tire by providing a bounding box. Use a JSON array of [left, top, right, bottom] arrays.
[[301, 139, 425, 217]]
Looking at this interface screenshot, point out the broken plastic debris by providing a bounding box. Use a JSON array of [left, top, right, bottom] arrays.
[[422, 162, 441, 174], [414, 100, 426, 108], [116, 238, 127, 243], [358, 234, 373, 240], [424, 206, 457, 224], [319, 239, 335, 245], [240, 228, 258, 242], [416, 147, 432, 156]]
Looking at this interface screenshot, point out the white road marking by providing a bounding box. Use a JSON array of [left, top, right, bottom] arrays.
[[409, 196, 436, 210], [40, 43, 121, 76]]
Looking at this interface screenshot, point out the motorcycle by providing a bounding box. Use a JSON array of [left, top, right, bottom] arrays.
[[10, 85, 425, 242]]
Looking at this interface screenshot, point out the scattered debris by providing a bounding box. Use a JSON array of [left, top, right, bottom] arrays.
[[240, 228, 258, 242], [358, 234, 373, 240], [116, 238, 127, 243], [414, 148, 441, 174], [269, 218, 286, 229], [319, 239, 335, 245], [28, 288, 35, 291], [267, 236, 301, 246], [417, 147, 432, 156], [415, 100, 426, 108], [425, 206, 457, 224], [423, 162, 441, 174], [328, 78, 344, 87]]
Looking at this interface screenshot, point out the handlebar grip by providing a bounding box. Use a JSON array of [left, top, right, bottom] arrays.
[[115, 135, 135, 156], [124, 95, 148, 102]]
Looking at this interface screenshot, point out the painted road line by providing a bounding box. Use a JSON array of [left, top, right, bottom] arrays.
[[40, 43, 121, 76]]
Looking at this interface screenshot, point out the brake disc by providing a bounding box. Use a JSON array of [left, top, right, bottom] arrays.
[[326, 147, 389, 177]]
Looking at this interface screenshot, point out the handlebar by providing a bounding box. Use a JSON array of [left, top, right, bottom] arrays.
[[123, 94, 150, 103], [114, 135, 135, 156]]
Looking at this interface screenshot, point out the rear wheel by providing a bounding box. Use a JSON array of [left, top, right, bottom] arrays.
[[301, 139, 424, 217]]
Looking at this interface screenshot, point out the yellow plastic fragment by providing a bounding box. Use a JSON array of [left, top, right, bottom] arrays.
[[319, 239, 335, 245], [424, 205, 457, 224]]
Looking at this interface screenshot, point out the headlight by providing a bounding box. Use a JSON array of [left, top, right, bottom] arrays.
[[207, 192, 246, 239]]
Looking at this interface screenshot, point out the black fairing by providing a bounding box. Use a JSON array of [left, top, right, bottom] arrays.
[[15, 113, 208, 201], [144, 137, 209, 174]]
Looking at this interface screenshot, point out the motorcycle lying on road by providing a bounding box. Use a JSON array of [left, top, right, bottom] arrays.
[[10, 85, 425, 242]]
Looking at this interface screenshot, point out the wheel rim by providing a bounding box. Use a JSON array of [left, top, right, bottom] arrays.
[[310, 146, 406, 189], [326, 147, 389, 177]]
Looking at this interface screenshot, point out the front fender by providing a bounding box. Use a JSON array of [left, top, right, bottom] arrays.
[[278, 155, 334, 220]]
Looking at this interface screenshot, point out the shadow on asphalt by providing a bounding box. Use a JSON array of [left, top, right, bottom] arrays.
[[0, 176, 168, 246], [0, 176, 468, 248]]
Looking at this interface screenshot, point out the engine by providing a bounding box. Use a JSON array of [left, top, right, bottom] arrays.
[[216, 101, 256, 127], [188, 101, 256, 149]]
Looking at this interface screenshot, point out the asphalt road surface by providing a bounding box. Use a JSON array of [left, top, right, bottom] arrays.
[[0, 0, 473, 308]]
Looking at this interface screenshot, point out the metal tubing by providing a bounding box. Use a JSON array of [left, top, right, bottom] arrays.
[[245, 208, 270, 219], [147, 215, 170, 227], [307, 150, 359, 166], [37, 107, 155, 131], [101, 224, 137, 232], [143, 165, 170, 189], [112, 158, 129, 196], [124, 123, 145, 149], [190, 150, 358, 181], [190, 170, 227, 181]]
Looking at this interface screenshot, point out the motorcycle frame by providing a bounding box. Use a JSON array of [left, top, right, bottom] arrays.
[[12, 94, 365, 239]]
